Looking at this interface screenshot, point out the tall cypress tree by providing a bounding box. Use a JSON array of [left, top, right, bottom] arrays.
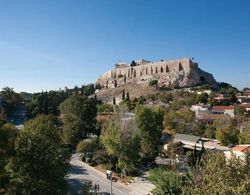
[[126, 92, 130, 100], [43, 91, 48, 115], [122, 90, 125, 100]]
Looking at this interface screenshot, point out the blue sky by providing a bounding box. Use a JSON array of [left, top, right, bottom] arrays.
[[0, 0, 249, 92]]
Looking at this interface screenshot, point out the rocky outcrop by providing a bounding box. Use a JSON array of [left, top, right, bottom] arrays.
[[96, 58, 217, 89]]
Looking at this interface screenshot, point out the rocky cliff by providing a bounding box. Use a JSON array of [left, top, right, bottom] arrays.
[[96, 58, 217, 89]]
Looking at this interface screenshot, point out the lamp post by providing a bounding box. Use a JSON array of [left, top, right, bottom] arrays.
[[106, 170, 112, 195]]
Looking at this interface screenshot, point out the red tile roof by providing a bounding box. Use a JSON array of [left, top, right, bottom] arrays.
[[231, 145, 250, 152]]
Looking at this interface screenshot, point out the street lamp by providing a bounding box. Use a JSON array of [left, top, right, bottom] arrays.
[[106, 170, 112, 195]]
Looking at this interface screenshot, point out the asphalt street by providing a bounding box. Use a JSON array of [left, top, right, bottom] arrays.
[[66, 154, 130, 195], [66, 154, 155, 195]]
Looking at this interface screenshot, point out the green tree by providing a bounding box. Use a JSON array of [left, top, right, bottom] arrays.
[[196, 93, 208, 104], [0, 122, 17, 190], [100, 115, 140, 175], [76, 137, 99, 154], [136, 106, 164, 159], [25, 90, 69, 119], [235, 105, 245, 116], [130, 60, 137, 67], [81, 84, 95, 96], [203, 125, 216, 139], [97, 103, 113, 113], [122, 90, 125, 100], [239, 124, 250, 144], [164, 109, 195, 134], [0, 87, 23, 117], [59, 95, 97, 146], [183, 152, 250, 194], [6, 115, 69, 194], [216, 125, 239, 146], [149, 168, 183, 195]]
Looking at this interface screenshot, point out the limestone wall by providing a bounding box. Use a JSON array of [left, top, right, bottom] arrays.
[[96, 58, 216, 89]]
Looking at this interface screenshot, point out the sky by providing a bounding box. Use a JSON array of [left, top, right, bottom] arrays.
[[0, 0, 249, 92]]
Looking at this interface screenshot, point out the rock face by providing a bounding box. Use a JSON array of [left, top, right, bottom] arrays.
[[96, 58, 217, 89]]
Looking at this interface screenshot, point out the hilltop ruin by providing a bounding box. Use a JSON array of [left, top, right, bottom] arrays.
[[96, 58, 217, 89]]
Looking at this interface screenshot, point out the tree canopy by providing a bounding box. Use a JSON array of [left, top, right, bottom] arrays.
[[183, 152, 250, 194], [6, 115, 69, 194], [136, 106, 164, 159], [100, 115, 140, 174], [0, 87, 23, 117], [59, 95, 97, 146]]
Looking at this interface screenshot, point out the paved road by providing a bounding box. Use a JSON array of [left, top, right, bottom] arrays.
[[66, 154, 155, 195], [67, 154, 130, 194]]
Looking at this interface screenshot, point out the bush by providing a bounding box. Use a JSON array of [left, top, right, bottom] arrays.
[[149, 80, 158, 86], [97, 104, 113, 113], [76, 137, 98, 153], [149, 168, 183, 194]]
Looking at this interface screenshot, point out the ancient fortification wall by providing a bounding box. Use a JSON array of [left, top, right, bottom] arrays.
[[96, 58, 217, 89]]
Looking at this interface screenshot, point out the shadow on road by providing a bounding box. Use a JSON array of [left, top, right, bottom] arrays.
[[67, 178, 84, 195], [67, 177, 111, 195], [68, 164, 88, 175]]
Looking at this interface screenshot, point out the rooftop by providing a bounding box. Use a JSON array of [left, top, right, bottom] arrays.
[[231, 145, 250, 152], [197, 112, 231, 120], [212, 106, 234, 111], [175, 133, 201, 143]]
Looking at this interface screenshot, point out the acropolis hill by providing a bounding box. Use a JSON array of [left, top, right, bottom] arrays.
[[95, 58, 217, 103]]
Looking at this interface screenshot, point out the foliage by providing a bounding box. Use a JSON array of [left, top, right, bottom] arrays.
[[239, 124, 250, 144], [183, 152, 250, 194], [196, 93, 208, 104], [97, 103, 113, 113], [203, 125, 216, 139], [25, 84, 96, 119], [120, 96, 145, 111], [157, 92, 173, 103], [216, 124, 239, 146], [164, 108, 195, 134], [130, 60, 137, 67], [0, 122, 17, 190], [147, 94, 157, 104], [149, 80, 158, 86], [0, 87, 23, 117], [218, 82, 238, 94], [100, 115, 140, 175], [25, 90, 68, 119], [166, 141, 183, 159], [235, 105, 245, 116], [76, 137, 99, 154], [149, 168, 183, 195], [81, 179, 94, 194], [136, 106, 164, 159], [6, 115, 70, 194], [80, 84, 95, 96], [59, 95, 97, 146]]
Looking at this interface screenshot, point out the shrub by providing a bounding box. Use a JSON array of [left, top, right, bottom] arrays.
[[149, 80, 158, 86], [76, 137, 98, 153], [97, 104, 113, 113]]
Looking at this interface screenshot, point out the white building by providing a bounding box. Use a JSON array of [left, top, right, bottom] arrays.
[[212, 106, 235, 118], [190, 104, 209, 116], [224, 145, 250, 160]]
